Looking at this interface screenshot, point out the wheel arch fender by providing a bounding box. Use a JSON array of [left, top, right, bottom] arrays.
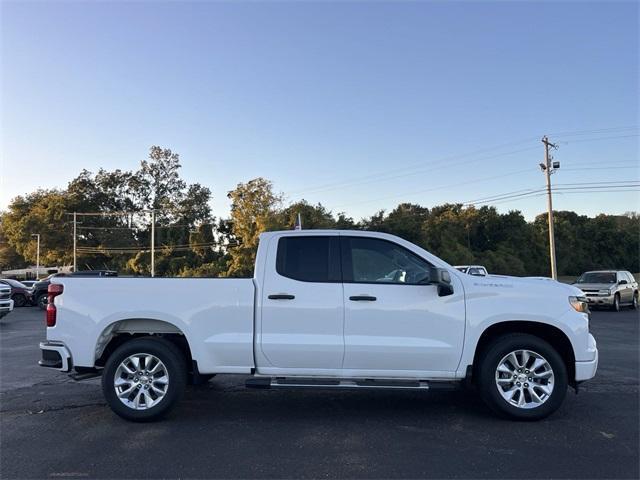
[[93, 316, 196, 367], [470, 320, 576, 385]]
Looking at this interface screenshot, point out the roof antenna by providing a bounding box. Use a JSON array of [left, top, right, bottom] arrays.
[[294, 213, 302, 230]]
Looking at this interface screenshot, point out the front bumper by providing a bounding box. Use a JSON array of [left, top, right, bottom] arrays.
[[39, 342, 72, 372], [0, 299, 14, 314], [584, 293, 614, 306], [575, 333, 598, 382]]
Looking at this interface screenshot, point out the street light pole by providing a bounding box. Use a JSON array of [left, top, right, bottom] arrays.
[[31, 234, 40, 279]]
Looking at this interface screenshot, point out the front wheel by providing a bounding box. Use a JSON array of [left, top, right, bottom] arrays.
[[632, 292, 638, 310], [612, 294, 621, 312], [477, 334, 568, 420], [102, 337, 187, 422], [13, 294, 26, 307]]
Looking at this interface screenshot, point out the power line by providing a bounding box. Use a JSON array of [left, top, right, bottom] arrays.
[[285, 127, 638, 198], [552, 180, 640, 186], [562, 166, 638, 172], [549, 126, 638, 137], [556, 134, 639, 145], [476, 188, 639, 207], [77, 241, 223, 251], [76, 223, 217, 231], [67, 211, 153, 217], [465, 184, 639, 207], [326, 167, 536, 210], [76, 242, 241, 255], [290, 145, 542, 197], [285, 138, 541, 197]]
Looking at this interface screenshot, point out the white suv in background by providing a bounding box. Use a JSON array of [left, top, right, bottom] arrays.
[[0, 283, 14, 319], [454, 265, 488, 276]]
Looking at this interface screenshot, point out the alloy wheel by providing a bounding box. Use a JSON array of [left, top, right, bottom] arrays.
[[114, 354, 170, 410], [495, 349, 555, 409]]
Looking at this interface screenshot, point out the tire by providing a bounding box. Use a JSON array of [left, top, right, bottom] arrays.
[[632, 292, 638, 310], [36, 293, 47, 310], [13, 294, 26, 308], [102, 337, 187, 422], [477, 333, 568, 421], [612, 293, 620, 312]]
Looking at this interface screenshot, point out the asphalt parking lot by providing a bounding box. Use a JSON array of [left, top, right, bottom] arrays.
[[1, 306, 638, 479]]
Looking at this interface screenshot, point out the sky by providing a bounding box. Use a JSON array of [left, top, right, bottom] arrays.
[[1, 0, 638, 222]]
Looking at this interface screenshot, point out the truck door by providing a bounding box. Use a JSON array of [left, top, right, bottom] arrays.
[[619, 272, 632, 302], [259, 234, 344, 370], [340, 236, 465, 375]]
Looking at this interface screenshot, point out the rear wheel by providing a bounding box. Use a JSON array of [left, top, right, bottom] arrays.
[[13, 294, 26, 307], [477, 334, 568, 420], [632, 292, 638, 310], [102, 337, 187, 422]]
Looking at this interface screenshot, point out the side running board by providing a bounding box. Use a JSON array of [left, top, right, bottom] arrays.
[[245, 377, 460, 391]]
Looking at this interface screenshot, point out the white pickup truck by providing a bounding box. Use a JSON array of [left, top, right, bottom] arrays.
[[39, 230, 598, 421]]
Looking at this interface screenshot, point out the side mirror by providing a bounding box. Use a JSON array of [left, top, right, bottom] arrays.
[[428, 267, 454, 296], [619, 279, 628, 285]]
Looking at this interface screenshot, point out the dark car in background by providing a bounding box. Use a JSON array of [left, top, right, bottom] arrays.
[[32, 270, 118, 309], [0, 279, 33, 307]]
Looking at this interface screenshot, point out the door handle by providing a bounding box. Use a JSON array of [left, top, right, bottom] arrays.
[[349, 295, 377, 301], [268, 294, 295, 300]]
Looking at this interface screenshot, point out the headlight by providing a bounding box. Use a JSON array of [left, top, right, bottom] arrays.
[[598, 289, 611, 296], [569, 296, 589, 313]]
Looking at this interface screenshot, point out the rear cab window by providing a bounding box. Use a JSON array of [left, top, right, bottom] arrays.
[[276, 236, 341, 282]]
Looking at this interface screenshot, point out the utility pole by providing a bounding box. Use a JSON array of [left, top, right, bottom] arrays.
[[151, 209, 155, 277], [31, 234, 40, 279], [73, 211, 77, 272], [540, 136, 559, 280]]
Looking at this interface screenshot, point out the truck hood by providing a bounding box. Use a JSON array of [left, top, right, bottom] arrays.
[[462, 273, 584, 297], [572, 283, 615, 291]]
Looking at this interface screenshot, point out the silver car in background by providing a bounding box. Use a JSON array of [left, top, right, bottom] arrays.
[[574, 270, 638, 311]]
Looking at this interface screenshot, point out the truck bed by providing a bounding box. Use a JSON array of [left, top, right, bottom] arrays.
[[50, 277, 256, 373]]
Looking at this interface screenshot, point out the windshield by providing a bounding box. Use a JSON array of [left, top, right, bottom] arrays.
[[2, 279, 27, 288], [577, 272, 616, 284]]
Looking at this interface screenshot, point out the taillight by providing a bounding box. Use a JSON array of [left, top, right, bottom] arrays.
[[46, 284, 64, 327]]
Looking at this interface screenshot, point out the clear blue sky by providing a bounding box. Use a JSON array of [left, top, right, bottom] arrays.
[[2, 0, 638, 221]]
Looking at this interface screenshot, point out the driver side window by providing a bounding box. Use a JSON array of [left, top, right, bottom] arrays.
[[341, 237, 432, 285]]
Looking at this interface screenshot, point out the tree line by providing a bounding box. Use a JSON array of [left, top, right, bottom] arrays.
[[1, 146, 638, 278]]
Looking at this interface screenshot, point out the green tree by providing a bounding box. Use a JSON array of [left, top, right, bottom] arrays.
[[1, 189, 73, 266], [278, 200, 337, 229], [225, 178, 282, 277]]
